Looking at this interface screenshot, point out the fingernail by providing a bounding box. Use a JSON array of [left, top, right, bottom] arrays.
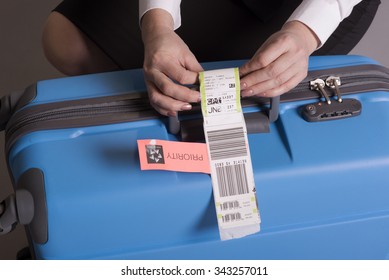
[[181, 104, 192, 111], [241, 89, 253, 97], [241, 82, 247, 89], [197, 94, 202, 103]]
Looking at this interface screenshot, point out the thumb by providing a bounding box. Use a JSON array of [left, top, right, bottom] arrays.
[[185, 52, 203, 73], [182, 53, 203, 85]]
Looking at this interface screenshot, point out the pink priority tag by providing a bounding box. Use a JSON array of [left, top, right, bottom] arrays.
[[137, 139, 210, 174]]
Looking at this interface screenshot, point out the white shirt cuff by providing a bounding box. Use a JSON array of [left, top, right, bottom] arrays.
[[286, 0, 362, 48], [139, 0, 182, 30]]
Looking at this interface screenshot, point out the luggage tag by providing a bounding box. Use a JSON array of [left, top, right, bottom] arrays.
[[199, 67, 261, 240], [137, 139, 210, 174]]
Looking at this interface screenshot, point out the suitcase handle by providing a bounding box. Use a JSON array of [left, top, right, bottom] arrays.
[[268, 96, 280, 123], [169, 96, 280, 137]]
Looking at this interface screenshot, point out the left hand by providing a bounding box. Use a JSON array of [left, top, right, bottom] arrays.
[[141, 9, 203, 117], [239, 21, 320, 98]]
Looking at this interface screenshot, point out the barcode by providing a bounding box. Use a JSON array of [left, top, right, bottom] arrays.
[[216, 163, 249, 197], [207, 127, 247, 160], [222, 212, 242, 223], [220, 200, 240, 211]]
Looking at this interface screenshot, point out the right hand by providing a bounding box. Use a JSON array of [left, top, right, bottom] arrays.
[[141, 9, 203, 116], [239, 21, 319, 98]]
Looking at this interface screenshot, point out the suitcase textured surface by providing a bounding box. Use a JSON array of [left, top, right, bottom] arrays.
[[2, 55, 389, 259]]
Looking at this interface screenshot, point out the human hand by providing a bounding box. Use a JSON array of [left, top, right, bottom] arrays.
[[141, 9, 203, 116], [239, 21, 320, 98]]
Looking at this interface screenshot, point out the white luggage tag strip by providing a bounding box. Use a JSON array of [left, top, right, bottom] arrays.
[[199, 67, 260, 241]]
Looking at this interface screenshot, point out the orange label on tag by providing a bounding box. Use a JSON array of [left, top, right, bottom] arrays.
[[137, 139, 211, 174]]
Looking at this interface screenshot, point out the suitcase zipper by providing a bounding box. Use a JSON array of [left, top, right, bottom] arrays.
[[325, 76, 342, 102], [280, 64, 389, 103], [310, 78, 332, 104], [4, 64, 389, 152], [4, 95, 159, 153], [309, 76, 343, 104]]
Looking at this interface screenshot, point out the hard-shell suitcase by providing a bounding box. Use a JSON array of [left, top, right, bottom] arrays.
[[1, 55, 389, 259]]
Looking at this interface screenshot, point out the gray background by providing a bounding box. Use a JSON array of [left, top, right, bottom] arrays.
[[1, 1, 389, 259]]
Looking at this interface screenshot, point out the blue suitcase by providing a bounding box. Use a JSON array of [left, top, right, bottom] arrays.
[[1, 55, 389, 259]]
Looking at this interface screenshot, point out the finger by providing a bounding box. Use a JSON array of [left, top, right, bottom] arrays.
[[240, 51, 297, 89], [162, 57, 202, 85], [245, 67, 307, 98], [148, 70, 201, 103], [147, 82, 193, 116], [241, 61, 307, 97], [185, 52, 204, 74], [240, 37, 289, 77], [241, 69, 295, 97], [261, 71, 307, 97]]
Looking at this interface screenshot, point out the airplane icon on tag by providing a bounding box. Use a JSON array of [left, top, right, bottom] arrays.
[[145, 144, 165, 164]]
